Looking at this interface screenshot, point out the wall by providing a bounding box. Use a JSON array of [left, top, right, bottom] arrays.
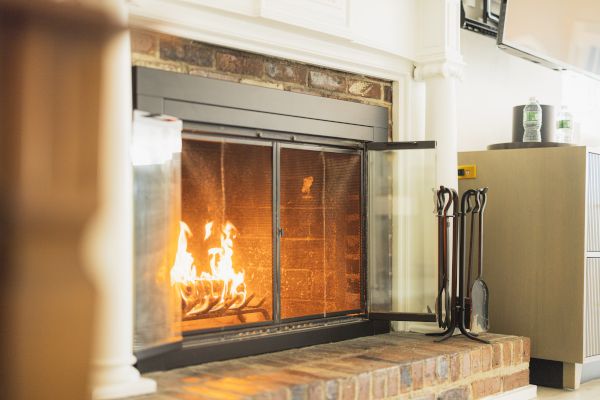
[[457, 30, 562, 151], [562, 71, 600, 147], [458, 29, 600, 151]]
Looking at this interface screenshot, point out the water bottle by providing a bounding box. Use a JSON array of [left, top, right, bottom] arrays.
[[556, 105, 573, 143], [522, 97, 542, 142]]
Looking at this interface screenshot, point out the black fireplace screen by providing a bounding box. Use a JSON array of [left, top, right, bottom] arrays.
[[175, 138, 364, 332], [280, 147, 363, 319], [178, 139, 273, 332]]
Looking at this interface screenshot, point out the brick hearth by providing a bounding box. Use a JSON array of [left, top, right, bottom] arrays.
[[133, 332, 530, 400]]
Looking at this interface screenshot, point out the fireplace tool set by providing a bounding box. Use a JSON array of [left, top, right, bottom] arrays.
[[428, 186, 490, 343]]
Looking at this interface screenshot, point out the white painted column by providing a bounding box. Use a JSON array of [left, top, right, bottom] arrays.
[[397, 0, 464, 332], [83, 2, 156, 399], [413, 0, 464, 188], [414, 62, 463, 189]]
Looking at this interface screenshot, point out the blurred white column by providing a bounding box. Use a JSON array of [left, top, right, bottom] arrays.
[[83, 1, 156, 399]]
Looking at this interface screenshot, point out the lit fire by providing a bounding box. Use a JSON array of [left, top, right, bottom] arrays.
[[170, 220, 247, 317]]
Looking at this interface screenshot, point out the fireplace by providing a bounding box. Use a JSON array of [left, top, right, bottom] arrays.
[[177, 138, 364, 332], [132, 67, 437, 372]]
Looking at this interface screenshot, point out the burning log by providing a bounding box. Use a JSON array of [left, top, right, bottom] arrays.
[[170, 221, 250, 319]]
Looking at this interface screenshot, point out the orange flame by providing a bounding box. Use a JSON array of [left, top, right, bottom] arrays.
[[170, 220, 247, 317]]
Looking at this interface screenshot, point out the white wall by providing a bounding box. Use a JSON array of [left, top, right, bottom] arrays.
[[562, 71, 600, 146], [457, 30, 562, 151], [458, 29, 600, 151]]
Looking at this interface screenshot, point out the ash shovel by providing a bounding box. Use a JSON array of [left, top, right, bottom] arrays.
[[470, 188, 489, 333], [464, 192, 479, 329]]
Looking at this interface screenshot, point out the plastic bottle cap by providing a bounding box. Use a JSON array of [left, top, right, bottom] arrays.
[[529, 97, 537, 102]]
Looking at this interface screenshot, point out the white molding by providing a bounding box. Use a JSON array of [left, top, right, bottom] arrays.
[[127, 0, 414, 80], [415, 0, 464, 78], [260, 0, 351, 39], [414, 59, 465, 81], [484, 385, 537, 400]]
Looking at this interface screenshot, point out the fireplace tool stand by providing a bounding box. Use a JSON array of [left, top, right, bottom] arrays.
[[427, 186, 489, 344]]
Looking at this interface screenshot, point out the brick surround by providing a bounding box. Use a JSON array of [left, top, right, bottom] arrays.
[[134, 333, 530, 400], [130, 29, 393, 137]]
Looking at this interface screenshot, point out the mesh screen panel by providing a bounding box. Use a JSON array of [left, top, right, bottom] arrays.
[[280, 148, 362, 319], [180, 139, 273, 331]]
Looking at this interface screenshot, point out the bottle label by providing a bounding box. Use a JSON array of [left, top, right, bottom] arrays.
[[557, 119, 572, 129], [526, 111, 539, 122]]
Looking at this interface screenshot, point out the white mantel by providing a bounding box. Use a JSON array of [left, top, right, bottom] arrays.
[[127, 0, 415, 80]]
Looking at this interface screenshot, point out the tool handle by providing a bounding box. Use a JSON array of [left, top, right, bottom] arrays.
[[477, 188, 488, 278]]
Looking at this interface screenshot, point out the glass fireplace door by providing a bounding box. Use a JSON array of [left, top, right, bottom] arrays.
[[367, 141, 438, 323], [279, 145, 364, 320], [178, 137, 273, 332]]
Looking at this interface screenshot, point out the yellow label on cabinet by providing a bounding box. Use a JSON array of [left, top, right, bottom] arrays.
[[458, 165, 477, 179]]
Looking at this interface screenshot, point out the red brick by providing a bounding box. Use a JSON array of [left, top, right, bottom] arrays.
[[512, 339, 523, 365], [438, 386, 469, 400], [411, 394, 435, 400], [492, 343, 502, 369], [522, 337, 531, 363], [348, 80, 382, 99], [481, 345, 492, 372], [503, 341, 513, 366], [472, 376, 502, 399], [159, 37, 213, 67], [472, 379, 486, 399], [450, 353, 460, 382], [470, 348, 482, 374], [486, 376, 502, 396], [461, 351, 471, 378], [412, 361, 424, 390], [268, 388, 290, 400], [503, 369, 529, 391], [307, 381, 323, 400], [337, 377, 355, 400], [388, 367, 400, 396], [372, 369, 386, 399], [357, 372, 370, 400], [436, 355, 449, 383], [184, 383, 247, 399], [131, 30, 158, 56], [308, 70, 346, 92], [250, 393, 272, 400], [383, 85, 392, 103], [399, 364, 411, 393], [199, 377, 260, 397], [265, 60, 307, 84], [142, 333, 532, 400], [423, 358, 436, 387], [216, 51, 264, 77], [324, 379, 338, 400]]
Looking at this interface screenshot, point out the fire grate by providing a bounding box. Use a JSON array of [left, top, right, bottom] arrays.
[[182, 293, 269, 323]]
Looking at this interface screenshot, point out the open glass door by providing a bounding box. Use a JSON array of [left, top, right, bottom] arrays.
[[367, 141, 438, 323]]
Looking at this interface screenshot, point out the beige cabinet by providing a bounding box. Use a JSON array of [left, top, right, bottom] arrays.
[[459, 146, 600, 388]]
